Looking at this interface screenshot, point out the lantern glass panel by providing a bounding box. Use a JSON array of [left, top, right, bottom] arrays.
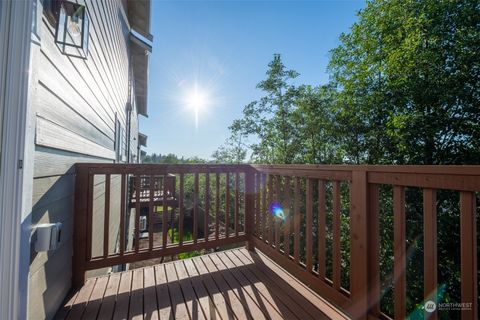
[[82, 12, 90, 54], [55, 1, 89, 59], [56, 5, 67, 44]]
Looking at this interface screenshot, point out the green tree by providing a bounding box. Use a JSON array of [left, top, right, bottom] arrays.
[[329, 0, 480, 165], [328, 1, 480, 317], [238, 54, 301, 163], [212, 120, 248, 163], [293, 85, 343, 163]]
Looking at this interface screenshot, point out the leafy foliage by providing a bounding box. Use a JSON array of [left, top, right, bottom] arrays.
[[213, 1, 480, 318], [167, 228, 201, 259], [145, 1, 479, 317]]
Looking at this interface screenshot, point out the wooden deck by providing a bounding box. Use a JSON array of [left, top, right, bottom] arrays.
[[56, 248, 349, 320]]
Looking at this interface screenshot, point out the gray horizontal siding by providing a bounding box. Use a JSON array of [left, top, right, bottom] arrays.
[[28, 1, 139, 319]]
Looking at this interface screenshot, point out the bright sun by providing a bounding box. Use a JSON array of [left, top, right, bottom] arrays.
[[187, 89, 207, 110], [185, 84, 209, 129]]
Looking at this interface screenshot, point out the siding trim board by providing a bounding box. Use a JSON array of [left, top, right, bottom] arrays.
[[35, 117, 116, 160], [34, 146, 109, 178]]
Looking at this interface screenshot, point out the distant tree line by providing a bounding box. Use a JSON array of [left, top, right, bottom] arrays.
[[143, 153, 207, 164]]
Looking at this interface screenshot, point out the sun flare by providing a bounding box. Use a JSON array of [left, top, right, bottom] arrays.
[[185, 84, 210, 129], [187, 89, 207, 110]]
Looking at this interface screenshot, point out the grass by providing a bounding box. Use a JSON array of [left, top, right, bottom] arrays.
[[167, 228, 202, 259], [154, 206, 174, 213]]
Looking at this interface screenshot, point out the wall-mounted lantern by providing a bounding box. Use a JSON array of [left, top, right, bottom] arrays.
[[54, 1, 89, 59]]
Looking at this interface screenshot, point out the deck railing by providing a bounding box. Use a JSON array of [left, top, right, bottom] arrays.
[[73, 164, 479, 319], [73, 164, 253, 285]]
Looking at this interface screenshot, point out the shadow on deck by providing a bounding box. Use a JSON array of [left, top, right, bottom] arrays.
[[56, 248, 349, 320]]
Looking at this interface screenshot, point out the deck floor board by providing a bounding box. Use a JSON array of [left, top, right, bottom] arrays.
[[58, 248, 350, 320], [112, 270, 132, 320], [199, 254, 254, 320], [165, 263, 190, 320], [222, 250, 302, 320], [236, 249, 329, 320], [154, 264, 174, 320], [228, 250, 316, 320], [97, 273, 121, 320], [143, 266, 160, 320], [174, 260, 207, 320]]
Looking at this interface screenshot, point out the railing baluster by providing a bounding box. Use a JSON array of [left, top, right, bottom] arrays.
[[235, 171, 239, 236], [194, 172, 199, 244], [317, 180, 326, 279], [423, 188, 437, 320], [148, 175, 155, 251], [179, 173, 184, 246], [332, 180, 341, 290], [119, 174, 126, 256], [215, 173, 220, 241], [86, 174, 94, 261], [294, 177, 300, 263], [255, 173, 261, 236], [306, 178, 313, 272], [134, 175, 141, 253], [205, 172, 210, 242], [243, 172, 247, 234], [368, 183, 380, 317], [245, 169, 255, 251], [162, 176, 168, 249], [275, 175, 281, 252], [460, 191, 478, 320], [268, 175, 274, 246], [225, 172, 230, 238], [283, 176, 290, 257], [261, 174, 267, 241], [103, 174, 111, 258], [393, 185, 406, 320]]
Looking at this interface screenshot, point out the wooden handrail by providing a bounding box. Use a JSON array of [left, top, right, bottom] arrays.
[[248, 165, 479, 320], [73, 164, 479, 320], [73, 164, 254, 288]]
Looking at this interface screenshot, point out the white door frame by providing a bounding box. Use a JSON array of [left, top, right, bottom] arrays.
[[0, 1, 34, 319]]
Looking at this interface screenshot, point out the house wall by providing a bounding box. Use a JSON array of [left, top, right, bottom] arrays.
[[28, 1, 141, 319]]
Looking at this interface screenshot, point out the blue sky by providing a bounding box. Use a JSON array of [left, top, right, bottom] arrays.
[[141, 0, 365, 159]]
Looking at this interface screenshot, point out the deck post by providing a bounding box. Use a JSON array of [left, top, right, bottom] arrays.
[[349, 170, 369, 319], [72, 165, 88, 288], [244, 168, 255, 251]]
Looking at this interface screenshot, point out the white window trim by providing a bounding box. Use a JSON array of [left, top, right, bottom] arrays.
[[0, 1, 34, 320]]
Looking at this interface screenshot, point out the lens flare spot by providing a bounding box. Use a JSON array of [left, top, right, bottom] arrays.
[[269, 202, 285, 221]]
